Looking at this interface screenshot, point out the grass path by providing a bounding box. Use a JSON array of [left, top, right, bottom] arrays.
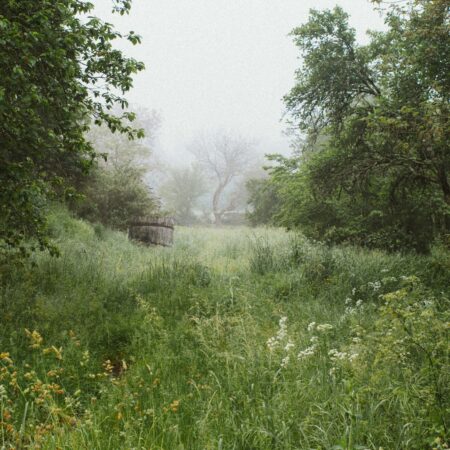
[[0, 209, 448, 449]]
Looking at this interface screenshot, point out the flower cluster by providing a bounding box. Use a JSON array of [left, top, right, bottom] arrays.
[[267, 316, 288, 351], [267, 316, 295, 369]]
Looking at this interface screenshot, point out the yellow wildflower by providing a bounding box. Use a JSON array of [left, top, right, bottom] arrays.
[[25, 329, 43, 349]]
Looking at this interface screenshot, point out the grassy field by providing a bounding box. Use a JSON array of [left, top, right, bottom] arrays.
[[0, 208, 449, 449]]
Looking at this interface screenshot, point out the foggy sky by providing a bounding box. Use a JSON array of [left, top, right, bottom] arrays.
[[92, 0, 385, 162]]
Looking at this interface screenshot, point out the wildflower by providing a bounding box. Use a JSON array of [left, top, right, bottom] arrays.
[[280, 356, 290, 368], [80, 350, 90, 366], [310, 336, 318, 344], [345, 297, 352, 305], [356, 299, 363, 308], [103, 360, 114, 374], [267, 337, 277, 351], [0, 355, 13, 367], [351, 287, 357, 295], [0, 352, 12, 363], [328, 349, 350, 361], [297, 345, 316, 360], [169, 399, 180, 412], [316, 323, 333, 332], [25, 329, 43, 349], [307, 322, 316, 332], [43, 346, 63, 360], [266, 316, 289, 351], [46, 368, 63, 378], [368, 281, 381, 291], [284, 341, 295, 352], [0, 384, 7, 400]]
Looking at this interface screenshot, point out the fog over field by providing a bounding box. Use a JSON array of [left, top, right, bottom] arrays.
[[92, 0, 385, 162], [2, 1, 449, 447]]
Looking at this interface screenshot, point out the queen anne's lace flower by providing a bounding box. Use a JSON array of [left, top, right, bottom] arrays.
[[297, 345, 316, 360], [284, 341, 295, 352], [266, 316, 288, 351], [280, 356, 290, 368]]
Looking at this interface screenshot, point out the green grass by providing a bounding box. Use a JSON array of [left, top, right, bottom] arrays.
[[0, 207, 448, 449]]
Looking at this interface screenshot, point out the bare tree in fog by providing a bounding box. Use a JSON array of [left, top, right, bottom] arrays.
[[189, 131, 255, 224]]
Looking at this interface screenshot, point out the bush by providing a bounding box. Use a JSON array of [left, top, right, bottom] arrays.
[[73, 163, 158, 231]]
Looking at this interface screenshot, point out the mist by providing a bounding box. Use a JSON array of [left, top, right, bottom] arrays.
[[91, 0, 385, 162]]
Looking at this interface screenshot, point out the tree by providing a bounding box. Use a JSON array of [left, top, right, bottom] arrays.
[[189, 131, 255, 225], [73, 163, 158, 231], [273, 1, 450, 252], [246, 178, 280, 227], [159, 165, 206, 225], [72, 107, 161, 230], [86, 106, 161, 170], [0, 0, 144, 255]]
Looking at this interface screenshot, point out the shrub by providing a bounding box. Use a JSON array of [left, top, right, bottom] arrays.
[[73, 163, 158, 231]]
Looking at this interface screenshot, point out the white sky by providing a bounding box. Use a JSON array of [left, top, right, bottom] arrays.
[[92, 0, 385, 161]]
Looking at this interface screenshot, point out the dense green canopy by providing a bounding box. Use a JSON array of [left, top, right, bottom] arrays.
[[0, 0, 144, 255], [258, 0, 449, 252]]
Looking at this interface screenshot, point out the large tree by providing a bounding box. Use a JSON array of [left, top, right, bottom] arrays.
[[189, 131, 255, 225], [272, 0, 449, 252], [0, 0, 144, 255]]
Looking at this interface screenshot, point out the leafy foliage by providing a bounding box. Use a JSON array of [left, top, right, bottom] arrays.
[[246, 178, 280, 226], [269, 1, 450, 252], [72, 109, 160, 230], [73, 163, 158, 231], [0, 0, 144, 255]]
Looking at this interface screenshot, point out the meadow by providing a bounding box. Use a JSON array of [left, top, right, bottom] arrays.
[[0, 208, 448, 449]]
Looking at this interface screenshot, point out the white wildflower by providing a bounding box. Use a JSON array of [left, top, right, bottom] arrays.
[[355, 299, 363, 308], [284, 340, 295, 352], [328, 349, 348, 361], [267, 316, 289, 351], [310, 335, 318, 344], [316, 323, 333, 332], [368, 281, 382, 291], [351, 287, 357, 296], [266, 336, 278, 351], [297, 345, 316, 360], [345, 297, 353, 305], [280, 356, 290, 369], [307, 322, 316, 332]]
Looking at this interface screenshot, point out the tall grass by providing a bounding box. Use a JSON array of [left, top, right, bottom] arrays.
[[0, 208, 448, 449]]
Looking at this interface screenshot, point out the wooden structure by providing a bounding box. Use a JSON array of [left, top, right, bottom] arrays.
[[128, 216, 175, 247]]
